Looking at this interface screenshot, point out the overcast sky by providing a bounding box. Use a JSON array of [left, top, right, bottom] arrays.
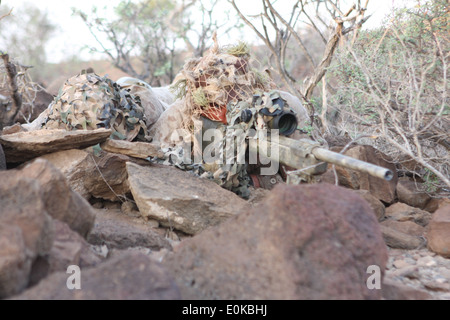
[[1, 0, 414, 63]]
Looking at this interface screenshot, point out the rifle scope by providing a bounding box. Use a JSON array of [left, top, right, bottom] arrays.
[[267, 111, 298, 136]]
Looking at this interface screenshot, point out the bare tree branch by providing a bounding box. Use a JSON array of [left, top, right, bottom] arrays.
[[0, 7, 13, 21], [229, 0, 371, 127]]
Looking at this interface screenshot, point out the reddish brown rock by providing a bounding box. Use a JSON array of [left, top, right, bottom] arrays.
[[87, 209, 172, 251], [47, 220, 104, 271], [382, 278, 432, 300], [426, 205, 450, 258], [100, 139, 165, 159], [396, 179, 431, 209], [380, 220, 425, 237], [0, 177, 53, 298], [424, 198, 450, 213], [127, 162, 248, 235], [1, 123, 23, 135], [11, 252, 181, 300], [164, 183, 388, 300], [84, 152, 131, 201], [0, 226, 34, 299], [379, 225, 423, 250], [0, 128, 111, 163], [41, 149, 149, 201], [29, 220, 105, 286], [355, 190, 386, 221], [40, 149, 93, 199], [385, 203, 432, 227], [19, 159, 96, 237]]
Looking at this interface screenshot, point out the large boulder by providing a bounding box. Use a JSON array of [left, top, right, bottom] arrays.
[[11, 251, 181, 300], [0, 177, 53, 298], [426, 205, 450, 258], [127, 162, 248, 235], [164, 183, 388, 300]]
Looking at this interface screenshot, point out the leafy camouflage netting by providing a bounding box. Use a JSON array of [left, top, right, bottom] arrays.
[[170, 33, 275, 130], [156, 35, 295, 198], [43, 72, 147, 141]]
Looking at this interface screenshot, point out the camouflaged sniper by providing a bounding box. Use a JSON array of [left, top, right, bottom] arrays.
[[43, 72, 148, 141], [151, 35, 300, 198], [154, 38, 288, 198]]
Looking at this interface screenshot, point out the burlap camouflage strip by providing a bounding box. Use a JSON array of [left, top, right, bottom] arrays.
[[44, 72, 148, 141]]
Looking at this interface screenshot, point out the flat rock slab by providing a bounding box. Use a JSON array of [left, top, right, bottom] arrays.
[[379, 224, 423, 250], [127, 162, 248, 235], [0, 128, 111, 163], [380, 220, 425, 237], [101, 139, 165, 159], [385, 202, 432, 227]]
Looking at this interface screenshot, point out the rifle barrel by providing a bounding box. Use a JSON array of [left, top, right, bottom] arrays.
[[312, 147, 393, 181], [252, 136, 394, 181]]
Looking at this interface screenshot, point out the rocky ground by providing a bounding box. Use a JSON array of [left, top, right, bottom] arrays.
[[0, 129, 449, 300], [384, 248, 450, 300]]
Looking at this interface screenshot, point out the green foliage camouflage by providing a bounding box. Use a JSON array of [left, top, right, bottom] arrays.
[[44, 72, 147, 141]]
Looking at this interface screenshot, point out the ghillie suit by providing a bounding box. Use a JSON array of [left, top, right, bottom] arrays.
[[149, 35, 302, 198], [43, 72, 148, 141]]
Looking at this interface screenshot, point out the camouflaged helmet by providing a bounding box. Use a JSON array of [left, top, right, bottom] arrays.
[[44, 72, 147, 141]]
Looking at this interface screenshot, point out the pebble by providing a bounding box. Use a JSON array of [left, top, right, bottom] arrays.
[[393, 259, 411, 269], [417, 256, 437, 267], [385, 248, 450, 300], [437, 267, 450, 280]]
